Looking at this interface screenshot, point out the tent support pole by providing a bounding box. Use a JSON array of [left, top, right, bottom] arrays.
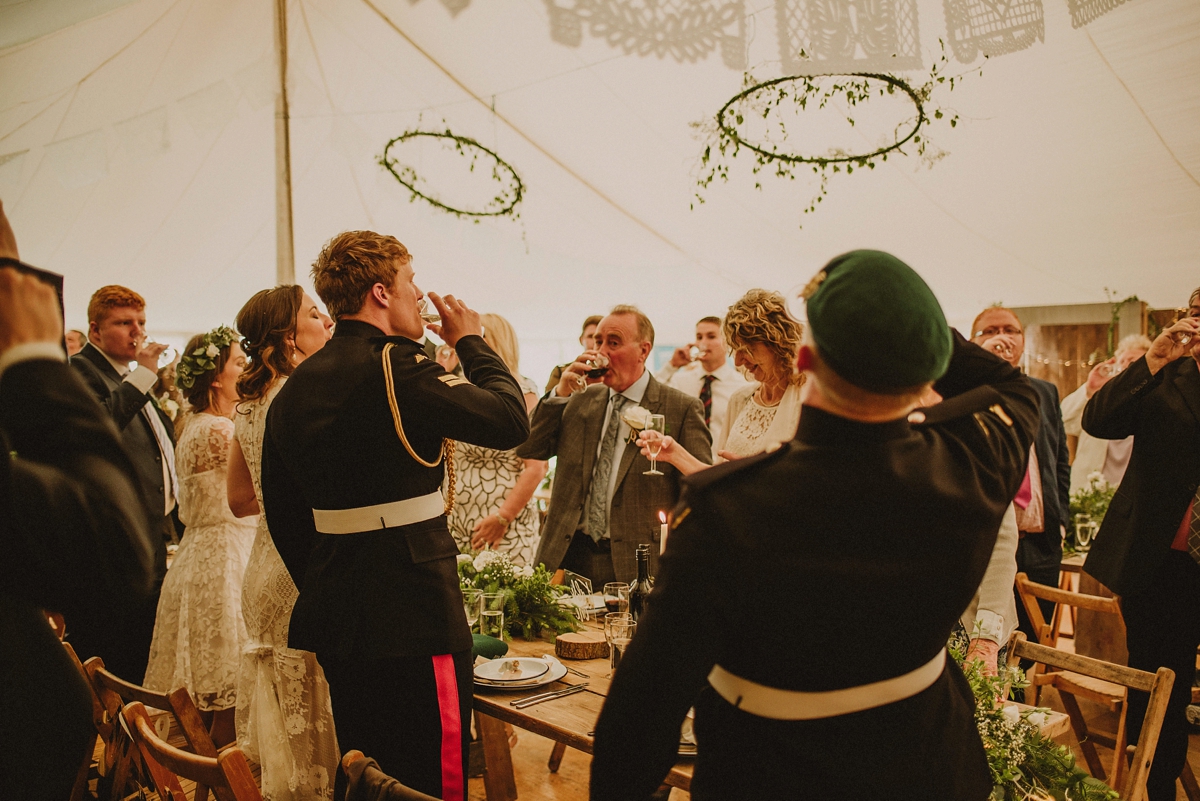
[[274, 0, 295, 284]]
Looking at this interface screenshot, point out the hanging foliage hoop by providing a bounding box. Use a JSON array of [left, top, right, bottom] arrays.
[[715, 72, 926, 165], [693, 43, 980, 223], [378, 129, 524, 221]]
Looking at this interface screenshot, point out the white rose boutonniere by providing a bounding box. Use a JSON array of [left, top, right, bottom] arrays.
[[620, 404, 653, 444]]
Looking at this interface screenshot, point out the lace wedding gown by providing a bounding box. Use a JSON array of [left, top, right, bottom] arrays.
[[145, 413, 256, 710], [234, 381, 339, 801]]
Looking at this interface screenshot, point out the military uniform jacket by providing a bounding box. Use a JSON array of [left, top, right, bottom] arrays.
[[261, 321, 529, 660], [590, 334, 1040, 801], [1082, 355, 1200, 597]]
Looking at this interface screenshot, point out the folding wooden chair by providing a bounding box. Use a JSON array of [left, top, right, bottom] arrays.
[[122, 702, 262, 801], [1015, 571, 1134, 785], [1007, 633, 1174, 801], [62, 642, 104, 801], [84, 656, 225, 801]]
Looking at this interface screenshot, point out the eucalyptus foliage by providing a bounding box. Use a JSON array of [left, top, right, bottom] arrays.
[[457, 550, 580, 640]]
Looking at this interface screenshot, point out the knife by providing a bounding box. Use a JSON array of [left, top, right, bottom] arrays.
[[511, 683, 588, 709]]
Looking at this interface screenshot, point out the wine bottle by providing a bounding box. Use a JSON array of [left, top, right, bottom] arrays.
[[629, 544, 655, 622]]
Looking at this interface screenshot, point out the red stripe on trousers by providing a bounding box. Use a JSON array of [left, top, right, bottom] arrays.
[[431, 654, 463, 800]]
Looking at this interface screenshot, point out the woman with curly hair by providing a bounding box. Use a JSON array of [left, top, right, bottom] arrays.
[[144, 326, 253, 745], [224, 285, 338, 800], [640, 289, 804, 474]]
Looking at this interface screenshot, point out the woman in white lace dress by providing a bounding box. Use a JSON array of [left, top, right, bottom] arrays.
[[446, 313, 547, 564], [639, 290, 804, 473], [226, 286, 337, 800], [145, 326, 255, 745]]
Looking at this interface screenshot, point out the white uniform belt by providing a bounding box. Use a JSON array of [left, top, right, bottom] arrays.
[[707, 648, 946, 721], [312, 490, 444, 534]]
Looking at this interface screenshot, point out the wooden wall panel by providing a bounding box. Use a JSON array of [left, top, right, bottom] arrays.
[[1024, 323, 1108, 402]]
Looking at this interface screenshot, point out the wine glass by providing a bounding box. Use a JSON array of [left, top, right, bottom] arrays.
[[462, 589, 482, 632], [602, 582, 629, 615], [603, 612, 633, 677], [417, 297, 440, 324], [576, 353, 609, 390], [608, 617, 636, 675], [643, 414, 666, 475], [687, 345, 707, 361]]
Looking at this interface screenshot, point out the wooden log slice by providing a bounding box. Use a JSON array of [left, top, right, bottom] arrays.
[[555, 631, 609, 660]]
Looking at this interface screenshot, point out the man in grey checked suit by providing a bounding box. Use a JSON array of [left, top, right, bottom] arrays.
[[518, 305, 711, 584]]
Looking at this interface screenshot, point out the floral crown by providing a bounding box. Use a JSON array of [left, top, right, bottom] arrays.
[[175, 326, 238, 390]]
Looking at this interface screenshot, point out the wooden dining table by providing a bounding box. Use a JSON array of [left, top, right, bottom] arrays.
[[472, 628, 693, 801], [472, 630, 1071, 800]]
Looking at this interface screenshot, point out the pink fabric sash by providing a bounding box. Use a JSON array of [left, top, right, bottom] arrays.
[[431, 654, 463, 800]]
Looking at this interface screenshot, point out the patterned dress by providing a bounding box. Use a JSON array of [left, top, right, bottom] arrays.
[[145, 413, 256, 710], [446, 375, 541, 564], [234, 380, 339, 800]]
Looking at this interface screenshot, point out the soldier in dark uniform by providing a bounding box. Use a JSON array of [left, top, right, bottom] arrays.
[[260, 230, 529, 800], [591, 250, 1041, 801]]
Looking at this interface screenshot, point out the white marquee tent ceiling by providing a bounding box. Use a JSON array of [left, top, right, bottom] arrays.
[[1, 0, 1197, 381]]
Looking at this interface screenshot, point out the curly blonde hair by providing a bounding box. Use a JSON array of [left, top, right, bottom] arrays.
[[724, 289, 804, 386]]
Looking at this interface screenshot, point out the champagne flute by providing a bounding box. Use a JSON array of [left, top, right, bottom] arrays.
[[643, 414, 666, 475], [462, 589, 482, 633], [604, 612, 633, 677], [418, 297, 440, 324], [608, 618, 636, 674]]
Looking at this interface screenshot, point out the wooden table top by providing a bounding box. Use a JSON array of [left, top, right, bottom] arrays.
[[471, 630, 695, 789]]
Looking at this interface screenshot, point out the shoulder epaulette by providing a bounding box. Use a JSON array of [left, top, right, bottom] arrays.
[[908, 386, 1007, 429]]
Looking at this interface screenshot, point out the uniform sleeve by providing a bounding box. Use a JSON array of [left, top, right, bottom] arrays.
[[405, 335, 529, 451], [69, 354, 154, 432], [1082, 355, 1158, 440], [590, 489, 726, 800], [260, 420, 318, 587], [0, 359, 154, 625]]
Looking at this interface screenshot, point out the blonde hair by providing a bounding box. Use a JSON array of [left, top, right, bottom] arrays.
[[1115, 334, 1152, 356], [480, 313, 521, 376], [724, 289, 804, 385], [311, 230, 411, 320]]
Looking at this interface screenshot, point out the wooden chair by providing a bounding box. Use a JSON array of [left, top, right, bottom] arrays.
[[83, 656, 225, 801], [62, 642, 104, 801], [122, 702, 262, 801], [1015, 571, 1134, 785], [1007, 634, 1174, 801], [340, 750, 440, 801]]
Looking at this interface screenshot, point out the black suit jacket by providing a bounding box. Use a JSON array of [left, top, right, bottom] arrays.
[[1019, 377, 1071, 568], [590, 335, 1040, 801], [70, 342, 172, 581], [1082, 355, 1200, 597], [262, 322, 529, 660], [0, 358, 154, 799]]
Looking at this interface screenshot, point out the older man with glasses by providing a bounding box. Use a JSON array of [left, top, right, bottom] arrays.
[[971, 306, 1071, 656]]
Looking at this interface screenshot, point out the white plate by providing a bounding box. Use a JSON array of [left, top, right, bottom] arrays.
[[475, 658, 549, 683], [474, 659, 567, 691]]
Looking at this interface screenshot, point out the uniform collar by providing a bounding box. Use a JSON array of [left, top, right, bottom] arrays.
[[332, 319, 420, 347], [796, 405, 911, 446]]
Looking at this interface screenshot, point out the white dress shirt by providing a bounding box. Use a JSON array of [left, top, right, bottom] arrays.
[[655, 360, 749, 461], [1061, 382, 1134, 494]]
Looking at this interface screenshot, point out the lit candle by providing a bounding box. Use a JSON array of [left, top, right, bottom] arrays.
[[659, 511, 668, 555]]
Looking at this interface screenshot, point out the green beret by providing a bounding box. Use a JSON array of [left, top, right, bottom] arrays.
[[803, 250, 952, 392]]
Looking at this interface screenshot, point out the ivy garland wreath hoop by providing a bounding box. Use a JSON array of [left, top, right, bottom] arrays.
[[378, 129, 525, 222], [693, 45, 978, 222]]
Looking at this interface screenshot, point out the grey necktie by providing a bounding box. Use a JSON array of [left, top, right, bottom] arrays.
[[585, 394, 627, 543]]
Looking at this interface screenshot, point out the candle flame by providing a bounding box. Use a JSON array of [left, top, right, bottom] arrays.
[[658, 511, 667, 524]]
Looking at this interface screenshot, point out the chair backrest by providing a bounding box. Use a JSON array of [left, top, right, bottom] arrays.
[[1015, 571, 1122, 648], [122, 702, 262, 801], [61, 642, 102, 801], [83, 656, 223, 801], [1009, 634, 1174, 801]]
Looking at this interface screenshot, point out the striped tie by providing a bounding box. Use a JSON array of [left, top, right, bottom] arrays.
[[700, 374, 716, 427]]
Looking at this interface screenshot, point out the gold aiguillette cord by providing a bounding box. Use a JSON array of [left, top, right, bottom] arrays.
[[382, 343, 456, 516]]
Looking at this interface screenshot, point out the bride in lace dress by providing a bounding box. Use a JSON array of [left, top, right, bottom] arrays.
[[637, 290, 804, 473], [145, 328, 255, 745], [227, 286, 337, 800]]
